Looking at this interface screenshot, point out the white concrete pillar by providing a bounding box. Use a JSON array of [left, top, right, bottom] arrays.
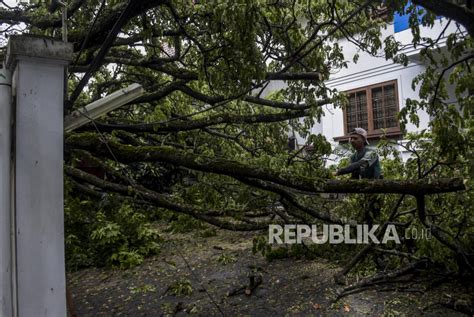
[[0, 66, 12, 317], [6, 35, 73, 317]]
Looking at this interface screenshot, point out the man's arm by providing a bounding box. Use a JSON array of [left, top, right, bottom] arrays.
[[335, 149, 378, 176], [335, 160, 369, 176]]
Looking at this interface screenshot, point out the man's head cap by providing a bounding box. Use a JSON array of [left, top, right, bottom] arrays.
[[350, 127, 369, 145]]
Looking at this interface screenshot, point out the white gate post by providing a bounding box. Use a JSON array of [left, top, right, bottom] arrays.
[[5, 35, 73, 317], [0, 66, 12, 317]]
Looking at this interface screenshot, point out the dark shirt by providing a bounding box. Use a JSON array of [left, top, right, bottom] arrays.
[[336, 146, 382, 179]]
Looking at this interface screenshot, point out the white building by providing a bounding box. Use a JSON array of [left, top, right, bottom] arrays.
[[293, 12, 460, 162]]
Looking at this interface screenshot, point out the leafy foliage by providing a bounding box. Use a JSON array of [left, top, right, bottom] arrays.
[[1, 0, 472, 279], [64, 184, 161, 270], [169, 279, 193, 296], [217, 253, 237, 265]]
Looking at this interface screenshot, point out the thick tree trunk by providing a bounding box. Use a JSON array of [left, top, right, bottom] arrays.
[[66, 134, 466, 195]]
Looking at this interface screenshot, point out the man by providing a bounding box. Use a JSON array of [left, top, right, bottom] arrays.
[[334, 128, 381, 179], [333, 128, 382, 225]]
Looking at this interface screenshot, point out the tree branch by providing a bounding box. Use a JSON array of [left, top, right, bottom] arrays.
[[79, 109, 310, 133], [412, 0, 474, 38], [65, 165, 269, 231], [66, 133, 466, 195]]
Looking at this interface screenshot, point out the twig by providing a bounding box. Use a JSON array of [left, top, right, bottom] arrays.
[[335, 260, 427, 301]]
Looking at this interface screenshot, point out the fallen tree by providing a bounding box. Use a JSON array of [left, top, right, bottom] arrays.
[[1, 1, 472, 293]]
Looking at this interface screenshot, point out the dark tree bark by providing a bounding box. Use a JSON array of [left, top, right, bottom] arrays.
[[412, 0, 474, 38], [66, 133, 466, 196]]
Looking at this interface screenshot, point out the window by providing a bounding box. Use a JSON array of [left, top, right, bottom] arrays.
[[336, 80, 401, 141]]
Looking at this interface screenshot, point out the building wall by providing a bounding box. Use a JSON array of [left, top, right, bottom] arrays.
[[322, 62, 429, 143], [264, 16, 459, 162], [311, 18, 458, 162]]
